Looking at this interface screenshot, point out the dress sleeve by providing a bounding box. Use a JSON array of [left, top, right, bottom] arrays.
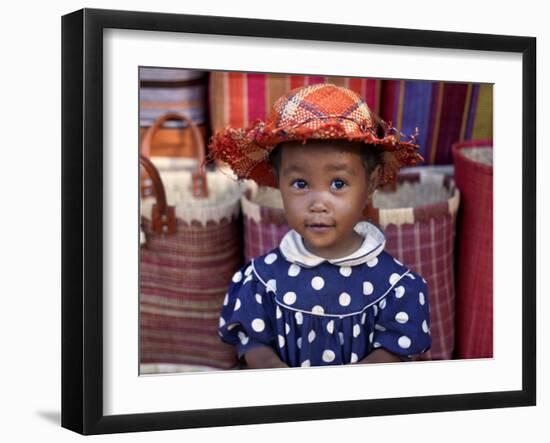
[[372, 272, 432, 358], [218, 263, 277, 358]]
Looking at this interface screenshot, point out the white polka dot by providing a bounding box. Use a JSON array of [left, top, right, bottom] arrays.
[[369, 332, 374, 343], [301, 359, 310, 367], [251, 318, 265, 332], [244, 265, 253, 276], [422, 320, 430, 333], [266, 279, 277, 293], [297, 337, 302, 349], [223, 293, 229, 306], [234, 298, 241, 311], [311, 276, 325, 290], [238, 331, 249, 345], [389, 273, 401, 285], [394, 286, 405, 298], [322, 349, 336, 363], [255, 293, 263, 304], [283, 291, 297, 305], [373, 342, 381, 348], [361, 312, 367, 324], [395, 311, 409, 324], [288, 263, 301, 277], [311, 305, 325, 315], [351, 353, 359, 363], [363, 281, 374, 295], [339, 332, 344, 345], [422, 278, 427, 284], [285, 323, 291, 334], [278, 335, 285, 348], [375, 324, 386, 332], [243, 275, 252, 285], [407, 273, 416, 280], [339, 266, 352, 277], [295, 311, 303, 325], [308, 330, 316, 343], [372, 304, 378, 316], [326, 320, 335, 334], [394, 257, 403, 266], [264, 253, 278, 265], [419, 292, 426, 305], [379, 298, 387, 309], [353, 324, 361, 337], [398, 336, 412, 349], [276, 306, 282, 319], [219, 317, 226, 328], [339, 292, 351, 306], [366, 257, 378, 267], [232, 271, 243, 283]]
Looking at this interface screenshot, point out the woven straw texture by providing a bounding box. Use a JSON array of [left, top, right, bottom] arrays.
[[209, 83, 421, 188], [452, 140, 493, 359]]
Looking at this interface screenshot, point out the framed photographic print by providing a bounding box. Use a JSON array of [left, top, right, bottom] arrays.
[[61, 8, 536, 435]]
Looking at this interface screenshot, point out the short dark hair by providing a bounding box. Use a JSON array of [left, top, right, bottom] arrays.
[[268, 141, 382, 180]]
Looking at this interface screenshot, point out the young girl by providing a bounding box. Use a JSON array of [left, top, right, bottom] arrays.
[[209, 83, 431, 368]]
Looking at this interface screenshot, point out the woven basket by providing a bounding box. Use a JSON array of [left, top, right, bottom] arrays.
[[241, 172, 460, 360], [452, 139, 493, 359], [371, 172, 460, 361], [139, 135, 243, 370]]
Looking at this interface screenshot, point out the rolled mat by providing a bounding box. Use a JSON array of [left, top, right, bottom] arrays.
[[452, 139, 493, 359]]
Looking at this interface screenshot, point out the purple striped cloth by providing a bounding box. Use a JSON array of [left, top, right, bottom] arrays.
[[380, 80, 493, 165]]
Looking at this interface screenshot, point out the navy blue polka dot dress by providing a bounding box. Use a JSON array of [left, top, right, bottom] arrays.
[[219, 222, 431, 367]]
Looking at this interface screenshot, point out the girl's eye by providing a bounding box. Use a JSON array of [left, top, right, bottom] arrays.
[[330, 179, 347, 190], [291, 179, 308, 189]]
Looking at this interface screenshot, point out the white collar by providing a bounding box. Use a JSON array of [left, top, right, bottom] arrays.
[[279, 221, 386, 268]]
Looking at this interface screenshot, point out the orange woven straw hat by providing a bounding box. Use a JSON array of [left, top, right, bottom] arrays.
[[208, 83, 422, 187]]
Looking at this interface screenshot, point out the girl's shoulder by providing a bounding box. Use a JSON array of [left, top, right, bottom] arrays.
[[376, 251, 429, 296]]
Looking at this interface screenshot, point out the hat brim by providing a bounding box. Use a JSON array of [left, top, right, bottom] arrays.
[[208, 120, 423, 188]]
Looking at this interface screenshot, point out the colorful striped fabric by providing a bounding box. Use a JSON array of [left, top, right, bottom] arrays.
[[380, 81, 493, 165], [209, 72, 382, 133]]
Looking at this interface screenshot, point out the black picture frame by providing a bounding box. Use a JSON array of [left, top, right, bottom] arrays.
[[61, 8, 536, 435]]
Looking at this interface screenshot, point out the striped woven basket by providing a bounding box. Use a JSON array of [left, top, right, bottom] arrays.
[[139, 145, 243, 371], [371, 172, 460, 360], [452, 140, 493, 359], [241, 172, 460, 361]]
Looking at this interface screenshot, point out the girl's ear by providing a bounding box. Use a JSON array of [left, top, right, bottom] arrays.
[[367, 165, 381, 202]]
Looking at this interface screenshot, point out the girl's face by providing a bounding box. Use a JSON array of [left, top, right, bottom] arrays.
[[277, 141, 376, 259]]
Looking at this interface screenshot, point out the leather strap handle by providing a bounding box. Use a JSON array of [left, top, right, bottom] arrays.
[[141, 112, 208, 198], [139, 154, 176, 235]]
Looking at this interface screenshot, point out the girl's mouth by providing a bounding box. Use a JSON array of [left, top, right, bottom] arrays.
[[306, 223, 335, 233]]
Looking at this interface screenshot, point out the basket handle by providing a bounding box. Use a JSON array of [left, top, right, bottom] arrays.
[[139, 154, 176, 235], [141, 112, 209, 198]]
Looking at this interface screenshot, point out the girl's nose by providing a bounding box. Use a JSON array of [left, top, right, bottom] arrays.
[[309, 196, 329, 213]]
